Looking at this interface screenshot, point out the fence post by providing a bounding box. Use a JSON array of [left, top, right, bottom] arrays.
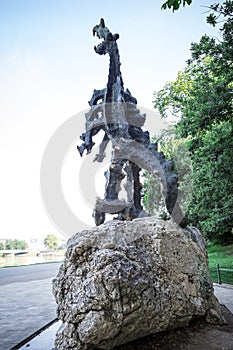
[[216, 263, 222, 285]]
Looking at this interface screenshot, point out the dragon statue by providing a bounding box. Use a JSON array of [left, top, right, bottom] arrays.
[[77, 18, 188, 228]]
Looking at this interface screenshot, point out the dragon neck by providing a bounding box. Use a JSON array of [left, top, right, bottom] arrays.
[[105, 41, 124, 103], [92, 19, 125, 103]]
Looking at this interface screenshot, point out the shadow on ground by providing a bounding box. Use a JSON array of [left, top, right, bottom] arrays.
[[116, 306, 233, 350]]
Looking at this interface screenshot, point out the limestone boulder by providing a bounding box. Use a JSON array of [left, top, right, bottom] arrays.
[[52, 217, 222, 350]]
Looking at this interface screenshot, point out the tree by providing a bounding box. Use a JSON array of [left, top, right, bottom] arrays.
[[5, 240, 14, 250], [143, 129, 193, 218], [187, 122, 233, 244], [13, 239, 27, 249], [17, 239, 25, 249], [0, 242, 5, 250], [161, 1, 233, 30], [4, 239, 27, 250], [44, 234, 58, 250], [151, 2, 233, 244]]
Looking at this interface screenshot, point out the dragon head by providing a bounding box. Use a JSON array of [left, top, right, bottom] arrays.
[[93, 18, 119, 55]]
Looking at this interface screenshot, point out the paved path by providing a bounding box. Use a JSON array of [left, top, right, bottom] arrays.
[[213, 282, 233, 314], [0, 267, 232, 350], [0, 263, 61, 350], [0, 263, 61, 286]]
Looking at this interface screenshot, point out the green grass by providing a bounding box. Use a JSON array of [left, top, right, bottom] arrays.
[[207, 244, 233, 284]]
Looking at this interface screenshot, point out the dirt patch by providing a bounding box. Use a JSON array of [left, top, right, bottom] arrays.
[[116, 306, 233, 350]]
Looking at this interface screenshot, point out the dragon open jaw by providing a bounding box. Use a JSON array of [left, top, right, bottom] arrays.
[[93, 18, 120, 55]]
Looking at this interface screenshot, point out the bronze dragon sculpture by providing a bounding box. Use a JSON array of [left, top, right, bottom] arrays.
[[77, 19, 188, 228]]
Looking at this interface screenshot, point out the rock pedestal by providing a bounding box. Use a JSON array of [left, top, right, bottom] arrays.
[[53, 218, 222, 350]]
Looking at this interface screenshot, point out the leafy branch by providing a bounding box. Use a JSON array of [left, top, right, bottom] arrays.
[[161, 0, 192, 12]]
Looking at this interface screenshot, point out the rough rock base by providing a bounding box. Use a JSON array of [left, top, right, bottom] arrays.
[[53, 218, 222, 350]]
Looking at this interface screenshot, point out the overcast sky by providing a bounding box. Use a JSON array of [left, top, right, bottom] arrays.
[[0, 0, 219, 241]]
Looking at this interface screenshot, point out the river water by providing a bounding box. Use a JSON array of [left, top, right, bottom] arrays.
[[0, 254, 64, 268]]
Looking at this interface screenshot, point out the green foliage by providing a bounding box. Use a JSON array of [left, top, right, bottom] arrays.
[[143, 171, 164, 216], [154, 53, 233, 139], [208, 244, 233, 284], [187, 122, 233, 243], [5, 240, 13, 250], [143, 130, 193, 218], [44, 234, 58, 250], [206, 2, 233, 28], [161, 0, 192, 11], [161, 0, 233, 40], [0, 242, 5, 250], [152, 2, 233, 244], [4, 239, 27, 250]]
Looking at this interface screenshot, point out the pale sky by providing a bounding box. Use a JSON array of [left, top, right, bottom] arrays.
[[0, 0, 219, 241]]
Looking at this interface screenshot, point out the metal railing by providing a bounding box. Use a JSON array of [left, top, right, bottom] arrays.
[[216, 263, 233, 284]]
